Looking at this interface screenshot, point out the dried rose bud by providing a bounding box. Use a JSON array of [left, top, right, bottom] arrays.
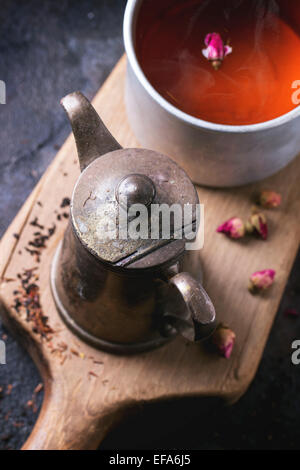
[[202, 32, 232, 70], [259, 190, 281, 209], [246, 212, 268, 240], [284, 308, 300, 318], [212, 324, 236, 359], [217, 217, 245, 239], [248, 269, 276, 294]]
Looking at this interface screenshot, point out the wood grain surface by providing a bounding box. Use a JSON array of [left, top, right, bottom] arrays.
[[0, 55, 299, 450]]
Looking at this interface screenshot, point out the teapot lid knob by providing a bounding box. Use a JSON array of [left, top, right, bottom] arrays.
[[116, 174, 156, 209]]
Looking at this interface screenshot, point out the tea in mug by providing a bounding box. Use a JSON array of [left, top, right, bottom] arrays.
[[136, 0, 300, 125]]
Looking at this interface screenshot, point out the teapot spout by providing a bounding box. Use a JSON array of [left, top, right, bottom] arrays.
[[61, 91, 121, 172]]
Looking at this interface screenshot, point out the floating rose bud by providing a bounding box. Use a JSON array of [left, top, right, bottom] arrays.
[[217, 217, 245, 239], [259, 190, 282, 209], [246, 212, 268, 240], [284, 308, 300, 318], [248, 269, 276, 294], [212, 324, 236, 359], [202, 32, 232, 70]]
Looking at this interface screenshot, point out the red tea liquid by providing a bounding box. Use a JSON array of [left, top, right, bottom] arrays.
[[136, 0, 300, 125]]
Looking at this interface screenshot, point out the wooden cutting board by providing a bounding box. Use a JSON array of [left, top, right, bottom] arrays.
[[0, 55, 299, 450]]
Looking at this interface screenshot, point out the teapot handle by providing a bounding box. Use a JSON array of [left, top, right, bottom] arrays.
[[61, 91, 122, 172], [163, 271, 216, 342]]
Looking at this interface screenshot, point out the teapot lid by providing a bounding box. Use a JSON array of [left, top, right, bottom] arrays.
[[71, 148, 199, 269]]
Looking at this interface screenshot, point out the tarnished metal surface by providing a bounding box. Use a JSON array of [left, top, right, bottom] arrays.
[[116, 173, 156, 208], [52, 226, 165, 347], [61, 91, 121, 171], [71, 147, 199, 265], [51, 232, 207, 352], [164, 273, 216, 342], [51, 91, 216, 352]]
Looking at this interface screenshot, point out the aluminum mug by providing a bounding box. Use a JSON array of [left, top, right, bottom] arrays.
[[124, 0, 300, 187]]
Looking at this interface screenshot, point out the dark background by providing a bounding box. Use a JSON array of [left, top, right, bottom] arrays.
[[0, 0, 299, 450]]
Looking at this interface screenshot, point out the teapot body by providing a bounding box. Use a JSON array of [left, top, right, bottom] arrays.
[[51, 221, 203, 353], [51, 92, 216, 354]]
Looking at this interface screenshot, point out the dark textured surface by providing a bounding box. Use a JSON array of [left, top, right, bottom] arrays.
[[0, 0, 299, 450]]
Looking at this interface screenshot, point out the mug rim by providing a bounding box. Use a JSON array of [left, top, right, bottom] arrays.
[[124, 0, 300, 134]]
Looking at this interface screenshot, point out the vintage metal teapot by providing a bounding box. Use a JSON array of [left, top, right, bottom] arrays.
[[51, 92, 216, 353]]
